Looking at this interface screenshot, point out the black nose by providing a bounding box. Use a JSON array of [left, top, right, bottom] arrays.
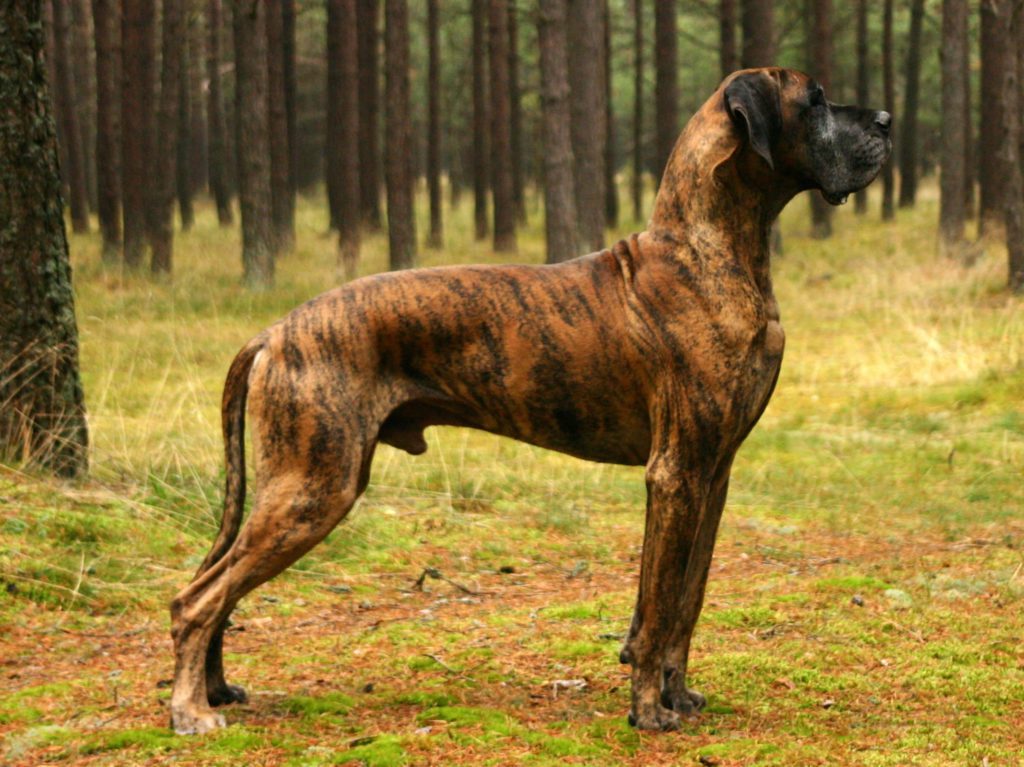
[[874, 111, 892, 135]]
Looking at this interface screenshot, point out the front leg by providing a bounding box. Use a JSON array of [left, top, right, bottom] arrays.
[[620, 454, 713, 731]]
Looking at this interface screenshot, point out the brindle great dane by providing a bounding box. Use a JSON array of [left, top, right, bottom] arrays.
[[170, 68, 891, 734]]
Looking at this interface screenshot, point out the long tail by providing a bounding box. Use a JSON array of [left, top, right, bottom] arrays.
[[196, 337, 264, 577]]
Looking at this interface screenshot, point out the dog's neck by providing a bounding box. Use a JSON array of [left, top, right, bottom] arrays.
[[646, 99, 800, 299]]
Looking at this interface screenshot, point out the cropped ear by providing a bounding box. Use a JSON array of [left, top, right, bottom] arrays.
[[724, 73, 781, 171]]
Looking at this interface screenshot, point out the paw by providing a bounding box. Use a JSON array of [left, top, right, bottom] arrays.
[[662, 685, 706, 715], [207, 683, 248, 707], [627, 703, 682, 732], [171, 704, 227, 735]]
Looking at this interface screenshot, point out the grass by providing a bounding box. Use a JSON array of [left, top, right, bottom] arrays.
[[1, 180, 1023, 765]]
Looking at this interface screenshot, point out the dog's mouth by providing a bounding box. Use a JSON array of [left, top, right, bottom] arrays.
[[822, 189, 850, 206]]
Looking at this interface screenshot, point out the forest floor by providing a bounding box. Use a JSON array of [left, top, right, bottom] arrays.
[[2, 187, 1023, 766]]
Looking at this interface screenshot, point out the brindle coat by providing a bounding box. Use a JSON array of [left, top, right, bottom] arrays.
[[170, 68, 891, 734]]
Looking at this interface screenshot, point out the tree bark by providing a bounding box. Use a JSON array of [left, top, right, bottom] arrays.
[[51, 0, 90, 233], [472, 0, 489, 240], [0, 0, 89, 477], [633, 0, 643, 222], [854, 0, 869, 214], [653, 0, 677, 191], [233, 0, 274, 286], [326, 0, 343, 230], [282, 0, 297, 199], [881, 0, 895, 220], [509, 0, 526, 225], [150, 0, 184, 274], [537, 0, 578, 263], [720, 0, 738, 77], [338, 0, 361, 277], [1006, 0, 1024, 291], [963, 32, 975, 218], [71, 0, 97, 212], [604, 0, 619, 229], [207, 0, 232, 224], [741, 0, 774, 67], [92, 0, 121, 259], [808, 0, 833, 239], [187, 7, 207, 196], [384, 0, 415, 269], [898, 0, 924, 208], [426, 0, 443, 248], [568, 0, 606, 251], [266, 0, 293, 252], [490, 0, 517, 252], [357, 0, 381, 228], [177, 26, 194, 231], [980, 0, 1009, 232], [121, 0, 155, 264], [939, 0, 968, 257]]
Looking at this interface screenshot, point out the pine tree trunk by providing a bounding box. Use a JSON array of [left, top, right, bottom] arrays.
[[0, 0, 89, 477], [1006, 0, 1024, 291], [537, 0, 578, 263], [568, 0, 605, 251], [92, 0, 121, 259], [632, 0, 643, 222], [51, 0, 90, 233], [266, 0, 293, 252], [653, 0, 677, 191], [720, 0, 738, 77], [963, 37, 975, 218], [426, 0, 443, 248], [188, 7, 207, 196], [939, 0, 967, 257], [384, 0, 415, 269], [490, 0, 517, 252], [121, 0, 155, 264], [472, 0, 489, 240], [604, 0, 619, 229], [357, 0, 381, 228], [808, 0, 833, 239], [881, 0, 895, 220], [741, 0, 775, 67], [898, 0, 924, 208], [177, 27, 194, 231], [509, 0, 526, 225], [207, 0, 232, 224], [326, 0, 343, 231], [338, 0, 361, 277], [150, 0, 184, 274], [854, 0, 869, 214], [282, 0, 297, 198], [71, 0, 97, 212], [233, 0, 274, 286], [980, 0, 1009, 233]]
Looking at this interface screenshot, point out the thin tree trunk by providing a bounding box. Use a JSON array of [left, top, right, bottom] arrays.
[[854, 0, 869, 214], [233, 0, 274, 286], [338, 0, 361, 277], [150, 0, 184, 274], [809, 0, 833, 239], [188, 7, 207, 195], [357, 0, 382, 228], [71, 0, 97, 212], [51, 0, 90, 233], [980, 0, 1009, 233], [326, 0, 343, 230], [568, 0, 605, 251], [266, 0, 293, 251], [881, 0, 895, 220], [604, 0, 618, 229], [0, 0, 89, 477], [898, 0, 924, 207], [939, 0, 968, 257], [207, 0, 232, 223], [472, 0, 489, 240], [509, 0, 526, 225], [490, 0, 517, 252], [632, 0, 643, 222], [92, 0, 121, 259], [1006, 0, 1024, 291], [963, 34, 975, 218], [720, 0, 738, 77], [177, 27, 194, 231], [538, 0, 578, 263], [121, 0, 155, 264], [426, 0, 443, 248], [282, 0, 297, 199], [653, 0, 677, 190], [741, 0, 774, 67], [384, 0, 415, 269]]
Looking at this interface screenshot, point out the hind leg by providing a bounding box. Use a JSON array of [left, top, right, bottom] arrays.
[[170, 466, 365, 734]]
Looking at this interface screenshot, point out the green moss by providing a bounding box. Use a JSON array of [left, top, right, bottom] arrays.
[[279, 691, 355, 718], [335, 735, 408, 766]]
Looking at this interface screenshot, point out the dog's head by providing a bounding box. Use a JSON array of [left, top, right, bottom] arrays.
[[722, 68, 892, 205]]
